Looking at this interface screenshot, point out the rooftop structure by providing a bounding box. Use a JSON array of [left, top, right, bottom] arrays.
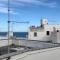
[[28, 19, 60, 43]]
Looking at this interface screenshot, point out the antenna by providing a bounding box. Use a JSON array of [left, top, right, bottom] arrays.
[[7, 0, 29, 54], [9, 21, 29, 24], [8, 0, 10, 53]]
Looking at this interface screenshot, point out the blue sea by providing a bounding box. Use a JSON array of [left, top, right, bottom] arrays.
[[0, 32, 28, 38], [13, 32, 28, 38]]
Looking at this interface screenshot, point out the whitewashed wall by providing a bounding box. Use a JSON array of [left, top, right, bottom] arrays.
[[44, 25, 60, 31], [28, 24, 60, 42], [45, 25, 60, 43], [28, 31, 51, 41], [28, 28, 51, 41], [0, 40, 12, 47], [51, 31, 60, 43], [13, 40, 58, 48]]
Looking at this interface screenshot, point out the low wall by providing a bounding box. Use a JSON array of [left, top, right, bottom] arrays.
[[0, 39, 12, 47], [13, 40, 59, 48], [0, 39, 59, 48]]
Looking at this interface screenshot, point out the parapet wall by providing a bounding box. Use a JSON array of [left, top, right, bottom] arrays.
[[0, 39, 59, 48], [13, 40, 59, 48], [0, 39, 12, 47]]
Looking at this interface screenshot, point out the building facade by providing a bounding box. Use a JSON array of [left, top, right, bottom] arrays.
[[28, 19, 60, 43]]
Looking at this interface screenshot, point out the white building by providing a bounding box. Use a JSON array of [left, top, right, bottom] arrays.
[[28, 19, 60, 43]]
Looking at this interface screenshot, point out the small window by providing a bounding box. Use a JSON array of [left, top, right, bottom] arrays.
[[57, 30, 59, 32], [34, 32, 37, 37], [46, 31, 50, 35]]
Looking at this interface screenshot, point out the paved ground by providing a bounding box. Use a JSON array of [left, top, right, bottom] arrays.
[[0, 41, 60, 60]]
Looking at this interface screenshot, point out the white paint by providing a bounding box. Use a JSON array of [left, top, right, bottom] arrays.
[[28, 23, 60, 43], [42, 19, 48, 25], [0, 40, 12, 47], [13, 40, 58, 48], [28, 31, 50, 41]]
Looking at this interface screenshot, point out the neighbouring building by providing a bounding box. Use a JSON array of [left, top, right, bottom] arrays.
[[28, 19, 60, 43]]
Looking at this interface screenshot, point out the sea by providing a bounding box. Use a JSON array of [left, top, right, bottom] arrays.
[[0, 32, 28, 38]]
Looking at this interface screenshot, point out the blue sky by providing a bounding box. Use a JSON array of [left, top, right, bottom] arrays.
[[0, 0, 60, 32]]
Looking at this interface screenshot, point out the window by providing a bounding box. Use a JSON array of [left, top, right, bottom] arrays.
[[46, 31, 50, 35], [34, 32, 37, 37], [57, 30, 59, 32]]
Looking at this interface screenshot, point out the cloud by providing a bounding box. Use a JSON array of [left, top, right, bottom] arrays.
[[0, 0, 57, 8], [0, 7, 17, 14], [0, 0, 57, 14], [0, 7, 8, 13], [11, 0, 57, 8], [0, 0, 18, 14], [38, 1, 57, 8], [0, 3, 7, 8], [14, 0, 39, 3]]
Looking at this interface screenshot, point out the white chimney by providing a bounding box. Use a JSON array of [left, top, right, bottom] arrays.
[[41, 19, 48, 25]]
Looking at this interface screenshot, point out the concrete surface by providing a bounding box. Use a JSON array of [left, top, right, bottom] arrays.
[[10, 47, 60, 60]]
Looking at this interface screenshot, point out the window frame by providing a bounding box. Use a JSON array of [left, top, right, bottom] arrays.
[[34, 32, 37, 37], [46, 31, 50, 36]]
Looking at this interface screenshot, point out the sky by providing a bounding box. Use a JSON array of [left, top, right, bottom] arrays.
[[0, 0, 60, 32]]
